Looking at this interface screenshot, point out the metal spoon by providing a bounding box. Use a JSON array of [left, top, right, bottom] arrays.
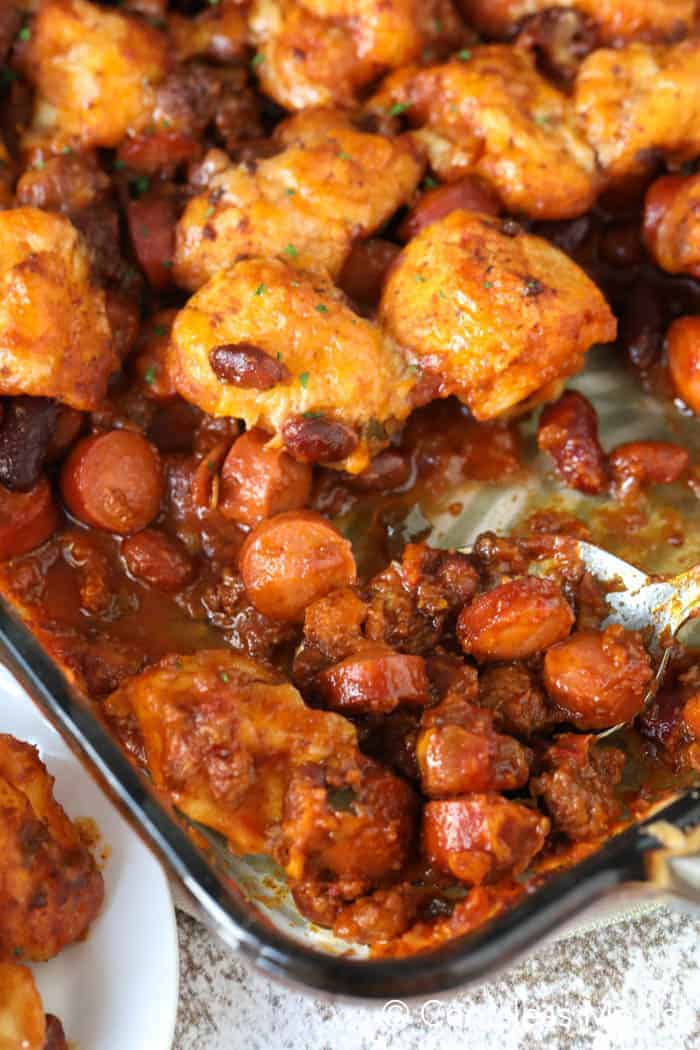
[[573, 541, 700, 737]]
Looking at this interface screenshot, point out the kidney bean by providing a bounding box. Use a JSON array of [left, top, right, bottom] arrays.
[[0, 476, 59, 560], [619, 281, 664, 370], [337, 239, 401, 308], [457, 577, 574, 662], [239, 510, 357, 621], [609, 440, 689, 497], [516, 8, 597, 87], [219, 428, 312, 526], [667, 315, 700, 414], [61, 431, 163, 534], [282, 415, 359, 465], [543, 625, 653, 729], [537, 390, 608, 494], [346, 449, 410, 492], [122, 528, 195, 591], [422, 794, 550, 884], [209, 344, 290, 389], [398, 177, 501, 243], [126, 194, 177, 290], [0, 397, 59, 492], [598, 222, 643, 268], [317, 648, 431, 715]]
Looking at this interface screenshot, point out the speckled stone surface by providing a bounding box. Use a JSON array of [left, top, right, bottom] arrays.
[[173, 907, 700, 1050]]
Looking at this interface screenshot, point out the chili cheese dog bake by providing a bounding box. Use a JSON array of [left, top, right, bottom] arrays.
[[0, 0, 698, 963]]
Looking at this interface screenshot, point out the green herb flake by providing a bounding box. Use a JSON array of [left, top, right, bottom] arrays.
[[315, 303, 329, 314], [276, 351, 283, 361], [254, 282, 267, 296], [113, 158, 126, 171], [153, 324, 167, 338], [134, 174, 150, 195], [327, 785, 357, 812], [219, 670, 230, 682], [62, 146, 73, 155], [534, 113, 550, 127], [457, 49, 472, 61], [337, 151, 351, 161], [162, 260, 173, 268], [205, 205, 215, 218], [160, 117, 172, 129], [438, 288, 447, 300], [415, 273, 427, 283], [33, 158, 45, 171], [388, 102, 410, 117], [143, 366, 157, 385], [251, 52, 265, 69], [298, 371, 310, 388], [0, 68, 17, 85], [19, 26, 31, 42], [483, 280, 494, 289], [302, 410, 324, 420], [285, 187, 296, 196], [284, 243, 298, 258], [423, 175, 438, 190]]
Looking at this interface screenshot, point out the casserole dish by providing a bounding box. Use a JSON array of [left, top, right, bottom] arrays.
[[2, 349, 698, 1000]]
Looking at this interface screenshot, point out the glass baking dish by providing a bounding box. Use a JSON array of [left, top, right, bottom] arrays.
[[1, 349, 699, 999]]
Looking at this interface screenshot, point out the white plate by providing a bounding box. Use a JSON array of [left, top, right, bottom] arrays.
[[0, 664, 179, 1050]]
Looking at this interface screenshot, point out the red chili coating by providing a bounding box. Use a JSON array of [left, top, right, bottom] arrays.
[[398, 177, 501, 242], [0, 477, 58, 561], [122, 528, 195, 591], [219, 428, 311, 527], [608, 440, 689, 497], [61, 431, 163, 534], [543, 625, 654, 729], [239, 510, 357, 621], [423, 794, 550, 884], [537, 390, 609, 494], [317, 648, 431, 714], [457, 576, 574, 662], [667, 316, 700, 415]]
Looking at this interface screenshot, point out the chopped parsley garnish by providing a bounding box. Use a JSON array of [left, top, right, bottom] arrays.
[[205, 205, 215, 218], [133, 174, 150, 195], [34, 158, 45, 171], [254, 283, 267, 296], [415, 273, 427, 283], [251, 52, 265, 69], [113, 158, 126, 171], [315, 303, 329, 314], [19, 26, 31, 42], [388, 102, 410, 117], [457, 49, 472, 61], [219, 670, 230, 682], [284, 243, 298, 258], [285, 187, 296, 196], [153, 324, 167, 338], [143, 366, 157, 385], [423, 175, 438, 190], [299, 372, 310, 388], [337, 151, 351, 161], [483, 280, 494, 288], [303, 411, 324, 420]]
